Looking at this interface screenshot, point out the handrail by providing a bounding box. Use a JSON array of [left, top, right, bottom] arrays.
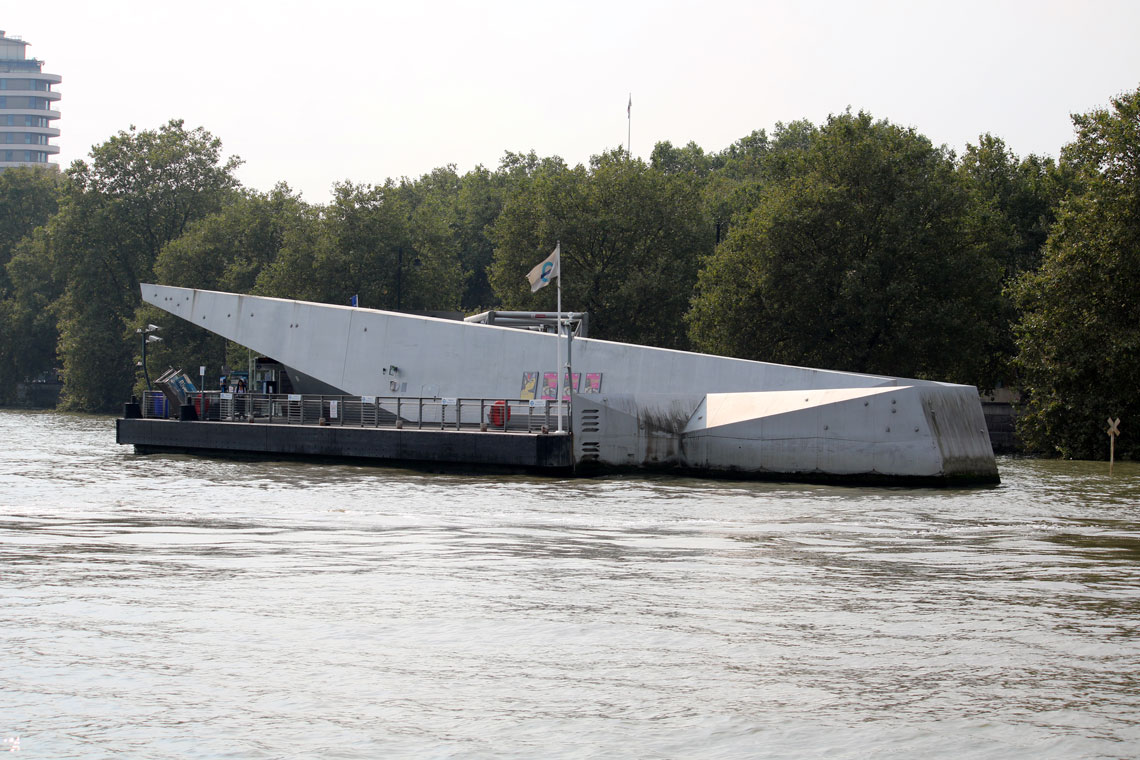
[[140, 390, 567, 434]]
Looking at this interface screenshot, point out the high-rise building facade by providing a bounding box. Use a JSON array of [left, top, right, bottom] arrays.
[[0, 30, 61, 171]]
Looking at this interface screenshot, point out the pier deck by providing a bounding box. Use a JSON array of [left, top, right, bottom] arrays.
[[117, 391, 573, 473], [116, 417, 573, 473]]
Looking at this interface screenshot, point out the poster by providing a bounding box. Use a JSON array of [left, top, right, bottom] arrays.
[[541, 372, 559, 400], [584, 372, 602, 393], [562, 371, 581, 401], [520, 371, 538, 400]]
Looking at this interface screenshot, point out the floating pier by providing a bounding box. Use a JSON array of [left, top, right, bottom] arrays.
[[119, 284, 1001, 485]]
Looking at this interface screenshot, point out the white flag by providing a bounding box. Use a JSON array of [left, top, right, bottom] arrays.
[[526, 244, 560, 292]]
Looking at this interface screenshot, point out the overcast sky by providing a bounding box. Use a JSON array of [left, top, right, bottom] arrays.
[[7, 0, 1140, 203]]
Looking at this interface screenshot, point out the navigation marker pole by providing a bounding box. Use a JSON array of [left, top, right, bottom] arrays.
[[1107, 417, 1121, 474]]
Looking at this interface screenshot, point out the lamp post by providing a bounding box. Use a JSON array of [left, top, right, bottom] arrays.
[[136, 324, 162, 391]]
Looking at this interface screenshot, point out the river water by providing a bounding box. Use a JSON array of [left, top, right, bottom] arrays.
[[2, 410, 1139, 759]]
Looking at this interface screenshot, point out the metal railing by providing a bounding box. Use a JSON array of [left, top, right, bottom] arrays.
[[141, 390, 568, 434]]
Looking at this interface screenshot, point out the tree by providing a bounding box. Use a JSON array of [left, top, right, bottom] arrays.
[[139, 184, 313, 381], [455, 165, 509, 311], [0, 168, 61, 401], [255, 177, 465, 313], [650, 140, 713, 177], [688, 111, 1004, 385], [154, 183, 310, 294], [0, 229, 64, 402], [955, 135, 1072, 387], [1012, 88, 1140, 458], [48, 120, 241, 411], [0, 167, 60, 283], [489, 149, 710, 349], [959, 134, 1070, 281]]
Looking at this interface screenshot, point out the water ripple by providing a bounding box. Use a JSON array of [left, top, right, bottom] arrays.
[[1, 410, 1139, 758]]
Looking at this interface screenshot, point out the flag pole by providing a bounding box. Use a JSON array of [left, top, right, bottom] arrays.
[[556, 240, 564, 433], [627, 93, 631, 156]]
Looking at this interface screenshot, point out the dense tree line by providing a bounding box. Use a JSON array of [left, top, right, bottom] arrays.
[[1, 88, 1137, 459]]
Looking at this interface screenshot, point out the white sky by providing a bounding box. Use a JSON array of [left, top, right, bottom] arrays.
[[7, 0, 1140, 204]]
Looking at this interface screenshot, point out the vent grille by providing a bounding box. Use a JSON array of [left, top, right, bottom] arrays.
[[579, 408, 601, 461]]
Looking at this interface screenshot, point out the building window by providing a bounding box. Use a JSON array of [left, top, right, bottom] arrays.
[[3, 151, 11, 162], [0, 96, 6, 108]]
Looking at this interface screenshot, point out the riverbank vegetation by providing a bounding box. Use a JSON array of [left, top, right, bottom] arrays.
[[1, 88, 1137, 459]]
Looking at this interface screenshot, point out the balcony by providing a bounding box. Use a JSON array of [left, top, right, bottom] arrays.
[[0, 126, 60, 137], [0, 145, 60, 156], [0, 158, 60, 169], [0, 91, 62, 105], [0, 108, 61, 120], [0, 88, 63, 101], [0, 71, 63, 85]]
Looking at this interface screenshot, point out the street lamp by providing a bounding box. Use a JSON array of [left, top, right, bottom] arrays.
[[136, 324, 162, 391]]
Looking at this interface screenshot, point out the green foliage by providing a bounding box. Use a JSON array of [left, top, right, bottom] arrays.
[[47, 120, 242, 411], [131, 184, 311, 384], [0, 230, 64, 400], [959, 134, 1070, 280], [4, 97, 1126, 425], [155, 183, 311, 293], [1013, 88, 1140, 458], [954, 135, 1072, 385], [0, 168, 61, 402], [255, 177, 466, 312], [689, 111, 1004, 384], [650, 140, 713, 177], [455, 165, 511, 310], [0, 167, 60, 285], [489, 149, 710, 349]]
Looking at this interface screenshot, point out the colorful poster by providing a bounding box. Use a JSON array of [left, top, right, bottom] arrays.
[[541, 372, 559, 400], [584, 372, 602, 393], [520, 371, 538, 400], [562, 371, 581, 401]]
